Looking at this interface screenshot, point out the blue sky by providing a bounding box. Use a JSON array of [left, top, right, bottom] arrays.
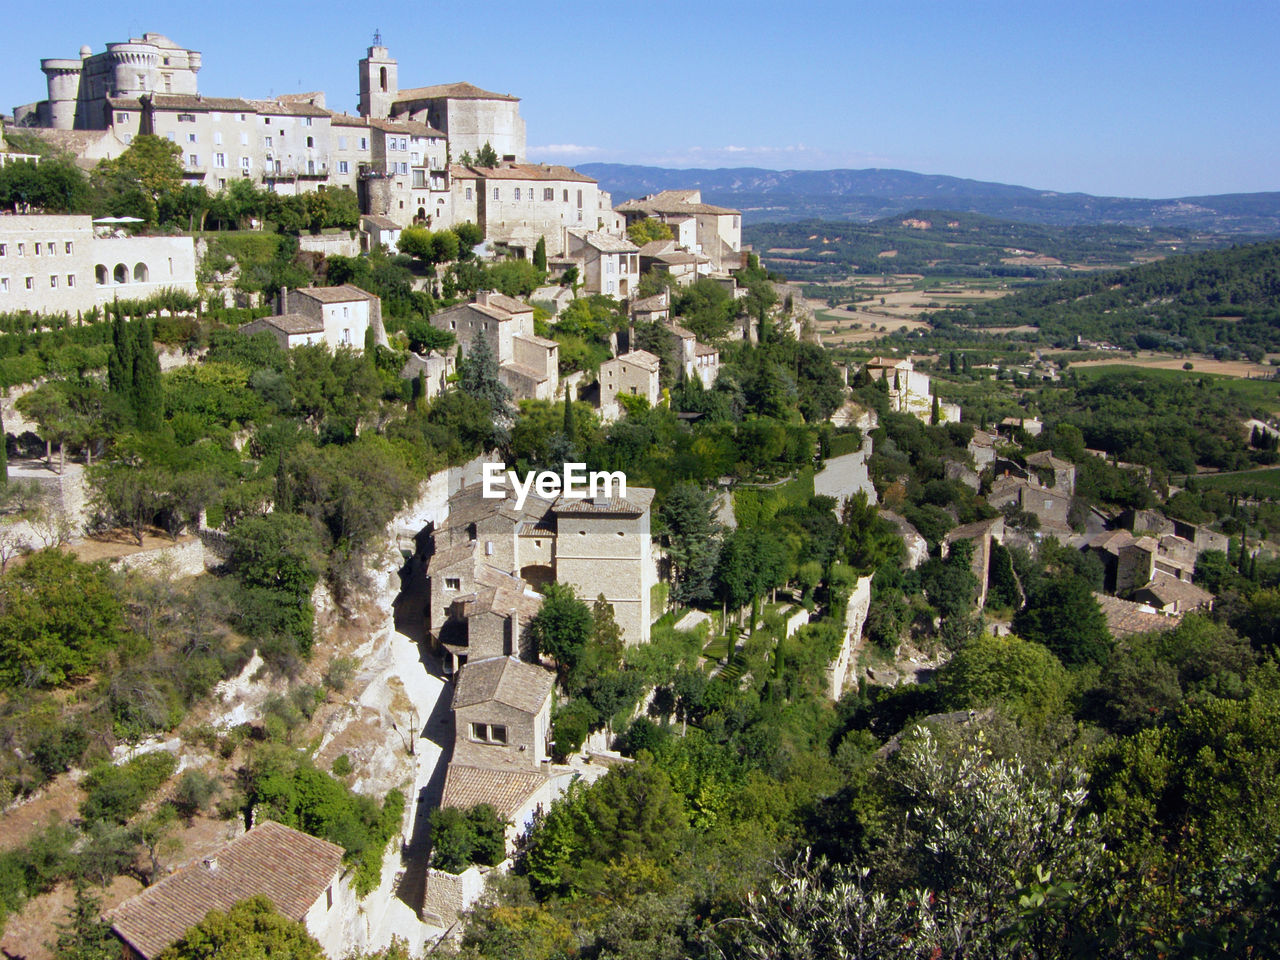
[[3, 0, 1277, 198]]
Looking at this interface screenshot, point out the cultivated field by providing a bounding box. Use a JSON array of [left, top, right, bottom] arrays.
[[1069, 353, 1277, 379], [806, 276, 1012, 345]]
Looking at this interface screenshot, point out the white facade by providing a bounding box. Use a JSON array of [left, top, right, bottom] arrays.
[[0, 215, 196, 313]]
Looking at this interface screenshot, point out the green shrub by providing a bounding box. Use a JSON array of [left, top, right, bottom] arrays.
[[80, 752, 178, 825], [331, 754, 352, 777], [428, 803, 506, 874]]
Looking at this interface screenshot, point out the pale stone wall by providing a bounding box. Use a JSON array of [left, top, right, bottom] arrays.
[[422, 864, 490, 930], [93, 234, 197, 301], [814, 449, 877, 509], [299, 233, 360, 258], [453, 695, 549, 768], [300, 869, 358, 960], [827, 575, 873, 699], [110, 535, 205, 576], [554, 508, 652, 645], [600, 355, 660, 414], [0, 215, 94, 313]]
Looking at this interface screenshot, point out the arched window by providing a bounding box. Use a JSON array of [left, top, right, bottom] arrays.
[[95, 264, 108, 285], [114, 263, 128, 284], [417, 206, 426, 222], [133, 262, 149, 282], [379, 67, 387, 92]]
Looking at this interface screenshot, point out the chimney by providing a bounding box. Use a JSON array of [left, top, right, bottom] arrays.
[[475, 290, 489, 306], [279, 286, 288, 314], [203, 857, 218, 872]]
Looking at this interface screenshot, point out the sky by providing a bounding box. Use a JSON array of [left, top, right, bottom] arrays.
[[2, 0, 1277, 199]]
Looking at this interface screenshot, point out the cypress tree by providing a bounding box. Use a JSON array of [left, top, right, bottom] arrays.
[[417, 370, 427, 406], [132, 318, 163, 431], [0, 405, 7, 486], [275, 456, 294, 513], [931, 393, 941, 425], [563, 391, 575, 444], [108, 309, 135, 400], [364, 325, 377, 356], [533, 236, 547, 272]]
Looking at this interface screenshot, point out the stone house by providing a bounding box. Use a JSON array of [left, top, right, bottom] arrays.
[[361, 213, 402, 251], [567, 230, 640, 298], [1026, 450, 1076, 496], [600, 349, 661, 420], [987, 475, 1071, 530], [431, 291, 559, 401], [424, 480, 656, 661], [997, 416, 1044, 438], [616, 190, 743, 273], [664, 319, 719, 388], [109, 821, 354, 959], [450, 655, 554, 771], [1130, 576, 1215, 615], [863, 356, 960, 425], [968, 428, 998, 469], [631, 291, 670, 324], [638, 240, 707, 286], [244, 284, 380, 352]]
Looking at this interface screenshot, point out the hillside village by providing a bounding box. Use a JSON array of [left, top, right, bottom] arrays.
[[0, 25, 1279, 960]]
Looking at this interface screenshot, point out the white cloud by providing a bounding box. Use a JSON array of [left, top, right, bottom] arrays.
[[529, 143, 603, 156]]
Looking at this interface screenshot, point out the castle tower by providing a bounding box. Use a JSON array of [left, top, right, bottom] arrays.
[[40, 54, 84, 130], [358, 36, 397, 119]]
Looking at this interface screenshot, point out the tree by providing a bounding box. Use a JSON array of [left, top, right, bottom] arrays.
[[936, 634, 1070, 726], [533, 236, 547, 272], [108, 312, 136, 405], [132, 318, 164, 432], [50, 881, 116, 960], [626, 218, 673, 247], [0, 549, 127, 689], [0, 404, 6, 485], [660, 483, 720, 605], [429, 804, 507, 873], [92, 135, 183, 221], [1013, 573, 1111, 666], [527, 582, 592, 682], [476, 141, 500, 168], [397, 226, 434, 262], [459, 332, 514, 429], [156, 895, 324, 960]]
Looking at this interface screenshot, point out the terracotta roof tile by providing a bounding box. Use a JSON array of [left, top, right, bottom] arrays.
[[452, 656, 554, 715], [109, 821, 342, 960], [292, 284, 376, 304], [394, 81, 519, 103], [440, 764, 546, 818]]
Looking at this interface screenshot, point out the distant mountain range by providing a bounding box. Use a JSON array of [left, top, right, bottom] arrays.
[[577, 163, 1280, 233]]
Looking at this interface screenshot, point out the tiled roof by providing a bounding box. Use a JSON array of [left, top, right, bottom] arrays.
[[148, 93, 256, 112], [1027, 450, 1073, 470], [513, 333, 559, 349], [394, 81, 520, 103], [248, 314, 323, 335], [616, 189, 739, 216], [1094, 592, 1180, 638], [440, 763, 546, 818], [482, 293, 533, 314], [608, 349, 661, 372], [368, 118, 445, 137], [501, 360, 551, 383], [1136, 576, 1214, 608], [292, 284, 376, 304], [572, 231, 638, 254], [456, 163, 594, 183], [665, 320, 696, 339], [653, 250, 701, 266], [109, 821, 342, 960], [637, 240, 677, 257], [248, 98, 331, 118], [694, 342, 719, 357], [553, 486, 656, 516], [945, 517, 1002, 542], [453, 656, 554, 715], [1088, 529, 1136, 556], [362, 214, 400, 230]]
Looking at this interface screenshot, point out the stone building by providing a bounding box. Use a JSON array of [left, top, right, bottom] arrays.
[[1026, 450, 1076, 496], [638, 239, 708, 286], [431, 291, 559, 401], [109, 821, 356, 960], [400, 350, 455, 399], [599, 349, 661, 420], [664, 319, 720, 388], [863, 356, 961, 425], [568, 230, 640, 297], [987, 475, 1071, 530], [423, 480, 657, 662], [616, 190, 743, 272], [0, 214, 196, 313], [943, 516, 1006, 608], [356, 42, 525, 163], [461, 164, 606, 257]]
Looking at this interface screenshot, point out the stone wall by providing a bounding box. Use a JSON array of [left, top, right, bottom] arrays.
[[814, 445, 877, 509], [827, 575, 873, 699], [298, 233, 361, 258], [422, 863, 492, 929], [111, 535, 205, 577]]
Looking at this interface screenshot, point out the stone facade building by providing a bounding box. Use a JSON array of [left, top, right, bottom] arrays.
[[0, 214, 196, 313], [431, 291, 560, 401], [567, 230, 640, 297], [599, 349, 661, 420], [616, 190, 743, 273]]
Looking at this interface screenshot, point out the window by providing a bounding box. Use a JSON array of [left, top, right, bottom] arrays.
[[177, 113, 196, 122], [16, 244, 23, 256], [338, 136, 348, 150], [188, 154, 199, 168], [214, 131, 223, 145], [544, 188, 554, 201], [0, 278, 6, 293], [24, 277, 34, 290], [359, 137, 368, 150], [325, 887, 333, 910], [50, 275, 57, 288], [214, 153, 226, 168], [306, 136, 314, 148], [187, 132, 196, 143], [469, 723, 507, 745], [343, 328, 350, 343], [466, 187, 472, 201], [493, 187, 500, 200], [241, 157, 251, 172], [35, 243, 42, 255], [264, 117, 271, 124], [444, 577, 461, 590], [514, 188, 521, 201], [563, 190, 568, 202], [337, 160, 349, 174], [166, 132, 175, 141], [115, 111, 129, 123], [0, 244, 5, 256], [304, 117, 313, 127], [577, 190, 583, 208], [264, 136, 273, 148], [64, 242, 72, 254], [123, 133, 133, 144], [67, 274, 74, 287], [238, 113, 247, 122]]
